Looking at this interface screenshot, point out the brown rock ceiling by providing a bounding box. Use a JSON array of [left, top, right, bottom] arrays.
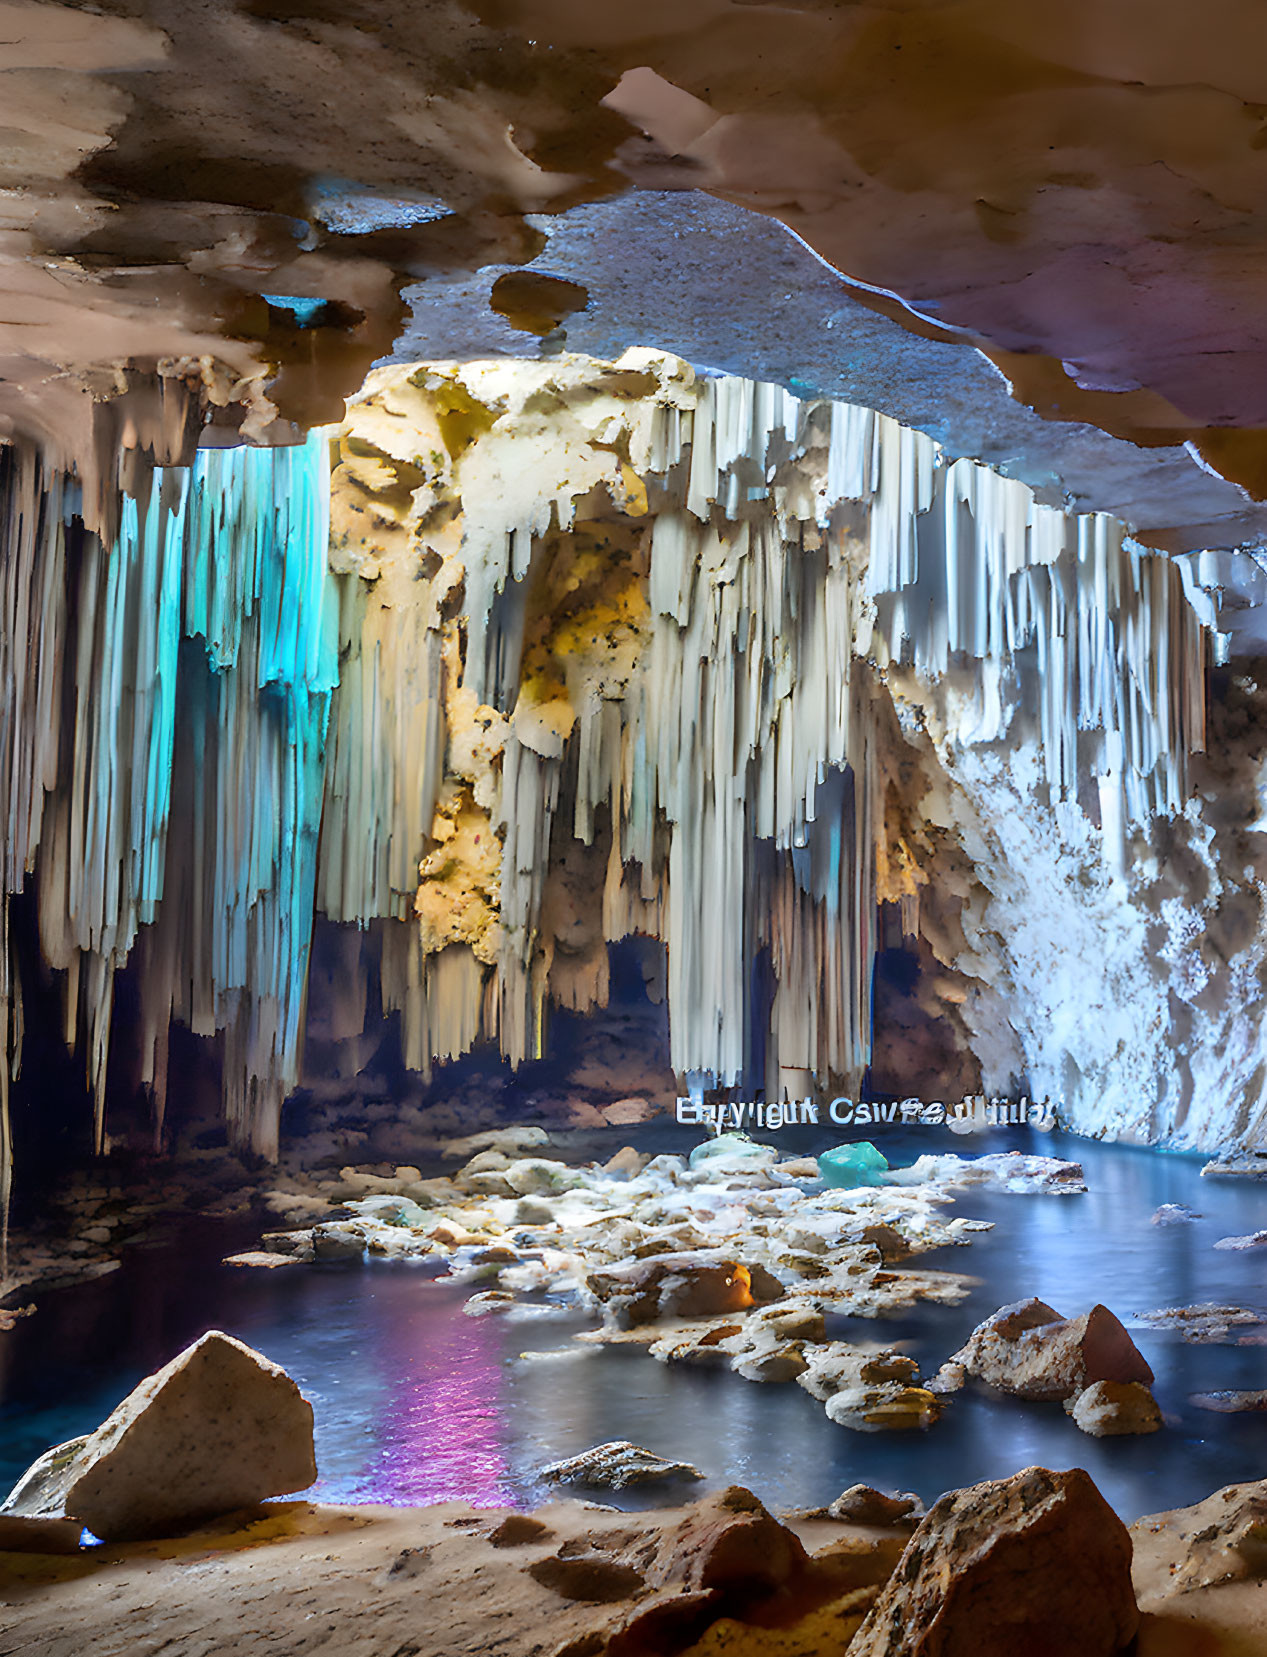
[[7, 0, 1267, 514]]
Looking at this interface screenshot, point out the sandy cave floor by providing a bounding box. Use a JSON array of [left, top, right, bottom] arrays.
[[0, 1489, 1265, 1657]]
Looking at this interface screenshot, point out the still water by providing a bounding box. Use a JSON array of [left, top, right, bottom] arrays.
[[4, 1126, 1267, 1522]]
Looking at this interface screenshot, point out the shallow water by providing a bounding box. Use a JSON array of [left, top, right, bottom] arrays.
[[4, 1126, 1267, 1522]]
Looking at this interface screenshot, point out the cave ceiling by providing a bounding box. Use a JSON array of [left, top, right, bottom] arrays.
[[8, 0, 1267, 594]]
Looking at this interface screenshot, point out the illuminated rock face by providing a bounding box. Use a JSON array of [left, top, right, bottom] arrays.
[[0, 352, 1239, 1158], [320, 353, 1227, 1151]]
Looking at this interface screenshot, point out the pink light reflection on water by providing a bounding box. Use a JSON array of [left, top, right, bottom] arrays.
[[346, 1288, 516, 1508]]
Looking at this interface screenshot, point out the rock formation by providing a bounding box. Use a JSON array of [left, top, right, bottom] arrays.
[[943, 1297, 1155, 1403], [3, 349, 1250, 1165], [1, 1330, 317, 1540], [850, 1466, 1140, 1657]]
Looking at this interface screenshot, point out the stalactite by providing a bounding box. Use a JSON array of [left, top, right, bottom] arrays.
[[2, 431, 336, 1158], [0, 350, 1218, 1156]]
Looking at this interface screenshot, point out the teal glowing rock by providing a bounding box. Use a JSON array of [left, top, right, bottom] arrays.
[[688, 1132, 774, 1171], [818, 1141, 889, 1189]]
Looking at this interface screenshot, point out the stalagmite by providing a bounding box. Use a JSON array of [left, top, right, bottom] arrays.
[[0, 351, 1216, 1155]]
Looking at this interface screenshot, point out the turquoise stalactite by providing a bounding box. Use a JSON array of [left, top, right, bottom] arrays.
[[10, 431, 339, 1156]]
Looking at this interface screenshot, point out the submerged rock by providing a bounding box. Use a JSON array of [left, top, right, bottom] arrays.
[[948, 1298, 1153, 1401], [850, 1466, 1139, 1656], [1152, 1203, 1202, 1225], [1190, 1390, 1267, 1412], [1066, 1379, 1163, 1436], [1, 1331, 316, 1541], [1214, 1229, 1267, 1250], [889, 1151, 1087, 1194], [1133, 1303, 1267, 1343], [539, 1441, 703, 1490]]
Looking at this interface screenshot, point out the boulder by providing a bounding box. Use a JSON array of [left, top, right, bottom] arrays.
[[1066, 1379, 1162, 1436], [1, 1331, 316, 1541], [637, 1486, 809, 1596], [949, 1298, 1153, 1401], [850, 1466, 1139, 1657]]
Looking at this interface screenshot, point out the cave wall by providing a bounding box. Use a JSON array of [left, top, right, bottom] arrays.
[[897, 664, 1267, 1149]]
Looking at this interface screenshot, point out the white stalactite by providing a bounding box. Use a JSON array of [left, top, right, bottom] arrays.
[[0, 351, 1217, 1155]]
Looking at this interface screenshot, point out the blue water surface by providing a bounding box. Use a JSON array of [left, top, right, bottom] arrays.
[[3, 1126, 1267, 1522]]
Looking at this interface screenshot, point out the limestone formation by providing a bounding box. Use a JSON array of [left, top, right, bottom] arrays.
[[1133, 1303, 1267, 1343], [946, 1298, 1154, 1402], [1065, 1380, 1163, 1437], [585, 1254, 769, 1329], [250, 1138, 974, 1430], [849, 1466, 1140, 1657], [1152, 1204, 1202, 1225], [798, 1345, 943, 1432], [1190, 1391, 1267, 1413], [539, 1442, 703, 1491], [0, 349, 1230, 1162], [1, 1330, 316, 1541]]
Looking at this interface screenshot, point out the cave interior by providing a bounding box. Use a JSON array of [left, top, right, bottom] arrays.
[[5, 4, 1267, 1653]]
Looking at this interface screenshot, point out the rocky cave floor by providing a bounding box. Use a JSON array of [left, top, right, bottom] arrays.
[[2, 1473, 1267, 1655]]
